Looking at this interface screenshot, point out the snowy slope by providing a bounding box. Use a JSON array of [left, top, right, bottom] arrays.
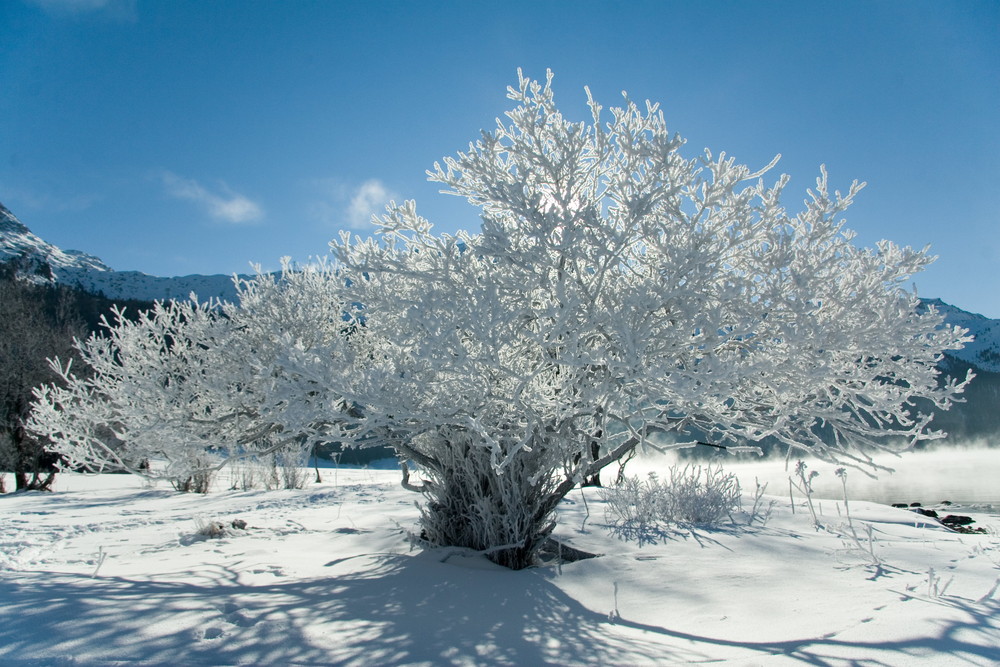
[[55, 266, 242, 302], [0, 460, 998, 666], [922, 298, 1000, 374], [0, 201, 110, 273], [0, 201, 242, 302]]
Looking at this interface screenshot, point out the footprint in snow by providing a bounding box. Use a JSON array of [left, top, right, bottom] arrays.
[[218, 602, 239, 615], [223, 608, 258, 628]]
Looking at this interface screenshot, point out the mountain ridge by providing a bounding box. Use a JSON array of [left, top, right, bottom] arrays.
[[0, 201, 111, 274], [0, 202, 241, 302]]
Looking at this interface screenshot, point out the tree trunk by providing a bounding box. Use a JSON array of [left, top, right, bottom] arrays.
[[15, 469, 56, 492], [580, 441, 603, 487], [412, 438, 557, 570], [410, 433, 639, 569]]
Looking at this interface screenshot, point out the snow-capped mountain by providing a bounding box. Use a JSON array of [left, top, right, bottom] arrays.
[[1, 201, 110, 273], [0, 201, 241, 302], [921, 298, 1000, 375], [55, 267, 242, 302]]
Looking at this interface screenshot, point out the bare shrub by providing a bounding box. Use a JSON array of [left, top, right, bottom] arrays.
[[603, 464, 742, 532], [170, 456, 215, 493], [667, 464, 742, 524]]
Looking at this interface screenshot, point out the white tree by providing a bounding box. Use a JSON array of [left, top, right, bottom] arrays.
[[326, 71, 970, 568], [30, 299, 239, 490], [28, 261, 358, 490]]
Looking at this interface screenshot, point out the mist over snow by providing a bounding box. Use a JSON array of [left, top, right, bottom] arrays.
[[625, 445, 1000, 509]]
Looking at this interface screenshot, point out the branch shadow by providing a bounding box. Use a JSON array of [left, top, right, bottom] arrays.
[[601, 516, 798, 550], [1, 553, 997, 666]]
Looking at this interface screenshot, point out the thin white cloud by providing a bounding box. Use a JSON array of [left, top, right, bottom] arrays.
[[161, 172, 263, 225], [347, 179, 395, 229], [308, 178, 398, 230]]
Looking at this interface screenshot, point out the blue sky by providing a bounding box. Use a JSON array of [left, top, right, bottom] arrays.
[[1, 1, 997, 316]]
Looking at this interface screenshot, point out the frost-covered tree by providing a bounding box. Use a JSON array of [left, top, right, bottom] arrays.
[[327, 71, 970, 568], [28, 261, 358, 490], [29, 299, 238, 490]]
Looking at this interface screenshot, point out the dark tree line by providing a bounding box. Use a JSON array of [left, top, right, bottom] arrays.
[[0, 264, 154, 491]]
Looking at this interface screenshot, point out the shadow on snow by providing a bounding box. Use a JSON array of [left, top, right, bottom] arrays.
[[2, 552, 998, 666]]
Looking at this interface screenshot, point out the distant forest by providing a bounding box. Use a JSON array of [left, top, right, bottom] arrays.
[[921, 355, 1000, 444]]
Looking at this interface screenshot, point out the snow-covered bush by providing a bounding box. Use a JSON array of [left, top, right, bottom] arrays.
[[603, 465, 742, 531], [326, 71, 970, 567], [667, 464, 742, 524], [229, 437, 312, 491], [171, 455, 216, 494], [28, 300, 237, 489], [601, 474, 670, 533]]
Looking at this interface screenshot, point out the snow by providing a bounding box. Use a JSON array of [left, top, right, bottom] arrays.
[[922, 298, 1000, 374], [55, 267, 244, 303], [1, 200, 246, 302], [0, 202, 110, 273], [2, 464, 998, 666]]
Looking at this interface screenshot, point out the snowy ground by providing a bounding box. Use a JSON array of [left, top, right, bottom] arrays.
[[1, 464, 998, 666]]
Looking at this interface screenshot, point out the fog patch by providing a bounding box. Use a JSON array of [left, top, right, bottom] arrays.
[[619, 442, 1000, 507]]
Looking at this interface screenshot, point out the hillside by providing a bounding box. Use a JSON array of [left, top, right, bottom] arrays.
[[0, 202, 241, 302], [0, 202, 110, 275], [920, 298, 1000, 375]]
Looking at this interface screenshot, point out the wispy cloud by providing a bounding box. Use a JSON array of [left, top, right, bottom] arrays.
[[24, 0, 137, 20], [346, 179, 396, 229], [308, 178, 398, 230], [161, 172, 264, 225]]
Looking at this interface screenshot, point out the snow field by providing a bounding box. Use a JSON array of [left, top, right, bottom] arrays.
[[1, 469, 998, 666]]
